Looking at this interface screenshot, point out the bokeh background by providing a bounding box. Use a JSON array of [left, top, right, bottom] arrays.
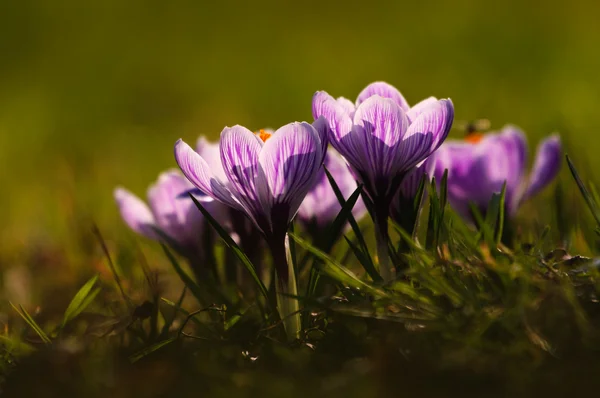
[[1, 0, 599, 262]]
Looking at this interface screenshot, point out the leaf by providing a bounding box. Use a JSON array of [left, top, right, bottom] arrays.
[[322, 184, 364, 253], [290, 233, 387, 298], [129, 338, 177, 363], [323, 167, 379, 280], [61, 274, 100, 328], [566, 155, 600, 226], [188, 194, 270, 306], [10, 302, 51, 344], [159, 287, 187, 339]]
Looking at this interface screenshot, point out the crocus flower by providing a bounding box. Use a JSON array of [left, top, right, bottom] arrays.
[[175, 120, 328, 339], [297, 148, 367, 231], [174, 119, 328, 279], [432, 125, 562, 222], [114, 170, 209, 251], [313, 81, 453, 281]]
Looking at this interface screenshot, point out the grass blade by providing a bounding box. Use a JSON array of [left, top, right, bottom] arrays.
[[129, 337, 177, 363], [566, 154, 600, 226], [10, 302, 51, 344], [188, 194, 270, 306], [61, 274, 100, 328], [290, 233, 387, 297], [323, 167, 378, 279]]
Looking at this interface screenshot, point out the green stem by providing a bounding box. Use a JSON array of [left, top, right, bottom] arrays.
[[271, 234, 301, 341]]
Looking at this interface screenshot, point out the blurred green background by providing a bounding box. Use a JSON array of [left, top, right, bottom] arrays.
[[1, 0, 599, 254]]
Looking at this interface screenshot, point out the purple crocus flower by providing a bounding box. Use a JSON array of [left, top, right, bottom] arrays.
[[174, 119, 328, 280], [114, 170, 210, 251], [297, 148, 367, 230], [433, 125, 562, 221], [313, 81, 453, 281]]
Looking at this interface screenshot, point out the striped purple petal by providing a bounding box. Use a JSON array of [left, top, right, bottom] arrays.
[[257, 122, 325, 228], [174, 139, 241, 210], [356, 81, 410, 111]]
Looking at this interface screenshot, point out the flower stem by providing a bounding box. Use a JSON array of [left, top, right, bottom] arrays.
[[270, 234, 301, 341]]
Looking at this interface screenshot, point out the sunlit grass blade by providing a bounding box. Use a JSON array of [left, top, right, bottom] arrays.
[[10, 302, 51, 344], [61, 274, 100, 328], [291, 233, 387, 297], [188, 194, 270, 306], [566, 154, 600, 226]]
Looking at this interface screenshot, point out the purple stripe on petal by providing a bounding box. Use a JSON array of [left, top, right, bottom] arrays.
[[524, 134, 562, 200], [114, 187, 158, 239], [257, 122, 324, 224], [356, 81, 410, 111]]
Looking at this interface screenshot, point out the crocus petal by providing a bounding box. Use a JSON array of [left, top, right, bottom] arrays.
[[196, 136, 227, 181], [219, 125, 264, 216], [147, 171, 203, 245], [312, 115, 330, 162], [257, 122, 323, 226], [405, 99, 454, 152], [523, 134, 562, 200], [356, 81, 410, 111], [406, 96, 438, 123], [497, 125, 528, 208], [336, 97, 356, 116], [174, 139, 240, 209], [312, 91, 353, 142], [350, 96, 410, 189], [114, 187, 157, 239]]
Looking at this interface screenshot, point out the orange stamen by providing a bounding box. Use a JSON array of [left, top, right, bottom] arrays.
[[258, 129, 272, 142], [465, 132, 484, 144]]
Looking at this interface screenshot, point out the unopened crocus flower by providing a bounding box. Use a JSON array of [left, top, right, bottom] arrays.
[[175, 119, 328, 339], [297, 148, 367, 237], [433, 125, 561, 222], [313, 81, 454, 281], [114, 170, 211, 252]]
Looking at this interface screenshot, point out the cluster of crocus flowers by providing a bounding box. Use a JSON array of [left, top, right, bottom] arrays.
[[114, 80, 564, 341], [313, 82, 454, 281], [433, 125, 561, 222]]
